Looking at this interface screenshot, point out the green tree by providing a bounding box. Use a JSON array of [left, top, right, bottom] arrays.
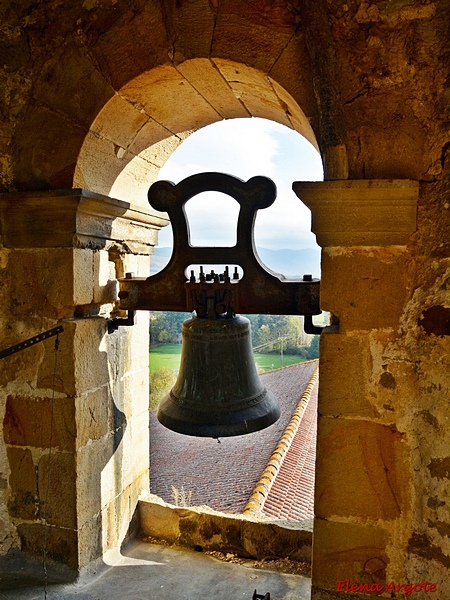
[[149, 367, 177, 410], [150, 311, 192, 346], [158, 329, 172, 344], [306, 334, 320, 359]]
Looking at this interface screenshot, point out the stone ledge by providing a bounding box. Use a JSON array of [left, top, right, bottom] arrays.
[[293, 180, 418, 247], [139, 494, 312, 561], [0, 188, 169, 251]]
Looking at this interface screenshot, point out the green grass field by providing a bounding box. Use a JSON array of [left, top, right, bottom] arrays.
[[149, 344, 306, 374]]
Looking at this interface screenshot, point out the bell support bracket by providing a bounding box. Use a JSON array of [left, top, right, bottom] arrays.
[[118, 172, 320, 317]]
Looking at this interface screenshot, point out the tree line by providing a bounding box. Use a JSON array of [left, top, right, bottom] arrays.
[[149, 311, 320, 409], [149, 311, 319, 359]]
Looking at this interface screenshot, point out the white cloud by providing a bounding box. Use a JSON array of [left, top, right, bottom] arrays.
[[156, 117, 323, 250]]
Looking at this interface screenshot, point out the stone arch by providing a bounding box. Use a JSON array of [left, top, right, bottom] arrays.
[[74, 58, 320, 206]]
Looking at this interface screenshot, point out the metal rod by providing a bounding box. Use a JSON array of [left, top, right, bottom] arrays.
[[0, 326, 64, 360]]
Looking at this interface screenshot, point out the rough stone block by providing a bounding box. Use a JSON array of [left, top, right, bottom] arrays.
[[214, 59, 292, 127], [6, 249, 76, 318], [98, 420, 149, 511], [6, 447, 38, 520], [312, 519, 389, 591], [177, 58, 249, 119], [76, 432, 128, 524], [36, 322, 76, 397], [319, 331, 379, 417], [37, 451, 77, 529], [127, 118, 178, 160], [73, 318, 112, 393], [267, 30, 317, 121], [102, 482, 133, 552], [77, 510, 103, 569], [293, 180, 418, 247], [4, 395, 76, 451], [33, 44, 114, 129], [109, 157, 160, 207], [75, 385, 114, 449], [315, 418, 409, 521], [17, 522, 78, 571], [93, 250, 117, 305], [120, 413, 150, 489], [73, 249, 94, 306], [121, 64, 221, 134], [74, 131, 133, 196], [139, 498, 180, 542], [320, 248, 410, 331], [212, 11, 294, 73], [115, 369, 150, 420], [90, 93, 149, 149], [138, 496, 312, 560]]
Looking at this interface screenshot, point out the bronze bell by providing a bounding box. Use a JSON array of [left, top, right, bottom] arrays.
[[157, 280, 280, 437]]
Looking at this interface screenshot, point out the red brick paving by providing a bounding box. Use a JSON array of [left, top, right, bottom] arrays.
[[149, 360, 318, 515]]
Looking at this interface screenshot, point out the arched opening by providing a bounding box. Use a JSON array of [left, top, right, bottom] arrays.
[[145, 116, 323, 523], [72, 59, 324, 538], [74, 58, 319, 204]]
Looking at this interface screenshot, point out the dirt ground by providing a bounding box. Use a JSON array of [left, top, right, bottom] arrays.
[[140, 535, 311, 577]]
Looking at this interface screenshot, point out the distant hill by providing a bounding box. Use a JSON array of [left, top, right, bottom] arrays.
[[150, 246, 321, 278]]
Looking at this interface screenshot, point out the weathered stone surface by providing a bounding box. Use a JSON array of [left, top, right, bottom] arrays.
[[319, 331, 378, 417], [320, 247, 412, 331], [75, 386, 113, 449], [315, 418, 408, 521], [32, 44, 115, 129], [294, 180, 418, 247], [162, 1, 216, 64], [0, 190, 166, 251], [312, 519, 389, 590], [212, 0, 299, 72], [214, 59, 293, 128], [4, 395, 75, 451], [139, 496, 312, 560], [177, 58, 249, 120], [37, 451, 77, 529], [76, 431, 126, 523], [120, 64, 221, 135], [6, 448, 38, 521], [90, 93, 149, 150], [16, 522, 78, 570], [88, 2, 169, 90], [11, 103, 87, 190]]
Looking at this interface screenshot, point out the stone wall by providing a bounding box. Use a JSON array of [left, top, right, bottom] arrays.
[[139, 494, 312, 562], [0, 190, 165, 570]]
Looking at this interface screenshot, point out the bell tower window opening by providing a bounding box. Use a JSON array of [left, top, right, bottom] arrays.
[[146, 117, 324, 522]]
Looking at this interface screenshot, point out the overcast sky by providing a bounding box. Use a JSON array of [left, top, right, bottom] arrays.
[[156, 117, 323, 250]]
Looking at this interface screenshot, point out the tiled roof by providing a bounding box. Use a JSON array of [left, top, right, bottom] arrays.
[[149, 360, 318, 518], [260, 381, 317, 521]]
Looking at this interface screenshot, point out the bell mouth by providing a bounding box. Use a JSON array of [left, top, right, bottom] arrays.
[[157, 388, 280, 438]]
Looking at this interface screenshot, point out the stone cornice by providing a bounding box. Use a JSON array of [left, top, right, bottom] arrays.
[[293, 180, 419, 247], [0, 189, 169, 253]]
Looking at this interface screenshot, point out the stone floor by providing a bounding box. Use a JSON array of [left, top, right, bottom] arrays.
[[2, 539, 311, 600]]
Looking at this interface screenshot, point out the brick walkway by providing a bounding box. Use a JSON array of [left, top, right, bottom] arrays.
[[150, 360, 318, 516]]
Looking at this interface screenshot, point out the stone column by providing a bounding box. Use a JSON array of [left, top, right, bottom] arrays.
[[293, 180, 418, 599], [0, 190, 167, 572]]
